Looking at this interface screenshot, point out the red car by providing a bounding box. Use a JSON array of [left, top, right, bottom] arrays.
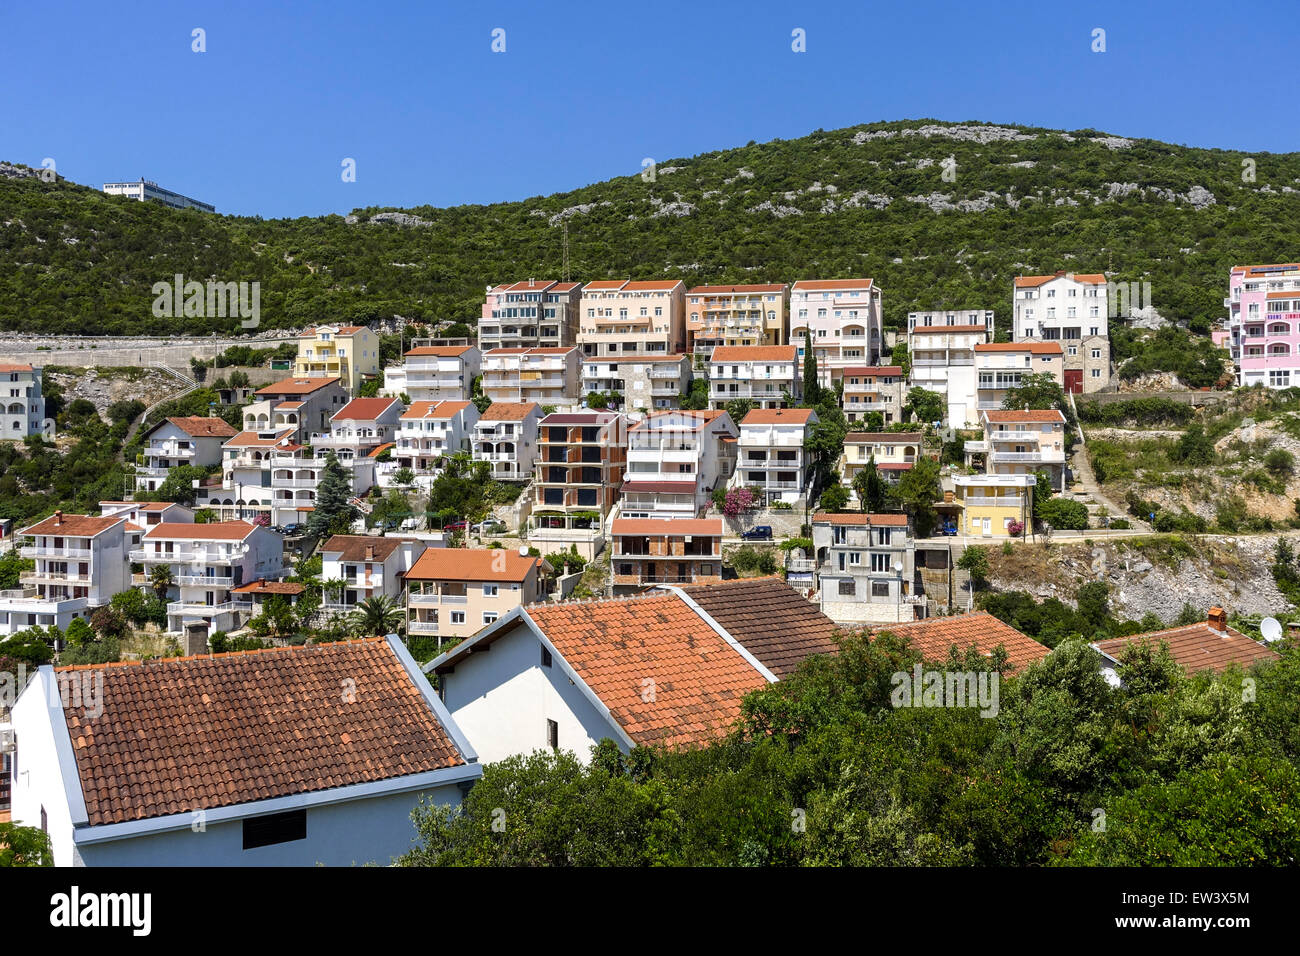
[[443, 521, 468, 532]]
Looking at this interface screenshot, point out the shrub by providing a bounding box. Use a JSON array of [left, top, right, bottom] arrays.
[[1108, 518, 1131, 529], [1036, 498, 1089, 531]]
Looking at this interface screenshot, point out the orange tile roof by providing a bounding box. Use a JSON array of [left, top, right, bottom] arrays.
[[333, 397, 400, 421], [368, 441, 395, 458], [1236, 263, 1300, 276], [582, 280, 628, 292], [812, 512, 909, 526], [792, 278, 874, 291], [741, 408, 815, 425], [230, 579, 306, 595], [710, 345, 797, 362], [524, 594, 770, 747], [631, 409, 725, 432], [407, 547, 545, 583], [321, 534, 409, 562], [983, 410, 1066, 423], [504, 279, 558, 292], [162, 416, 238, 438], [404, 345, 474, 356], [0, 363, 34, 373], [869, 611, 1049, 673], [1093, 622, 1279, 675], [224, 429, 297, 447], [301, 324, 367, 335], [1266, 291, 1300, 300], [59, 639, 467, 825], [621, 280, 683, 292], [255, 376, 341, 396], [21, 513, 126, 538], [975, 342, 1064, 354], [1014, 272, 1106, 287], [687, 283, 786, 294], [400, 400, 472, 421], [611, 518, 724, 536], [479, 402, 539, 421], [143, 521, 258, 541]]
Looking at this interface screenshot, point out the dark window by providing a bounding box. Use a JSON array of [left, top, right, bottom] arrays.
[[541, 646, 553, 668], [243, 809, 307, 850], [40, 805, 47, 832], [547, 719, 559, 750]]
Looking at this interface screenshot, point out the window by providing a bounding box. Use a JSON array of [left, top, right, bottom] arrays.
[[838, 580, 856, 596], [871, 582, 890, 598], [243, 809, 307, 849], [1091, 348, 1101, 359], [848, 552, 861, 566], [451, 611, 465, 625], [1091, 369, 1101, 378], [870, 553, 891, 573], [547, 719, 559, 750], [483, 612, 498, 625], [483, 584, 499, 597], [541, 645, 553, 667]]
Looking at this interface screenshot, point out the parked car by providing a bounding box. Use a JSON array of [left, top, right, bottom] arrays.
[[443, 521, 468, 532], [282, 523, 303, 536], [740, 525, 773, 540], [471, 520, 506, 535], [939, 522, 958, 536]]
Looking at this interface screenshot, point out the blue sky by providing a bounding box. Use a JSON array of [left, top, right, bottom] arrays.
[[3, 0, 1296, 218]]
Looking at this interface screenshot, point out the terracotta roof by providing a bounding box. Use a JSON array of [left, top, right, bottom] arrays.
[[709, 345, 797, 362], [878, 462, 914, 471], [301, 324, 367, 335], [230, 579, 306, 595], [404, 345, 474, 357], [400, 401, 472, 421], [741, 408, 815, 425], [621, 280, 683, 292], [20, 513, 126, 538], [0, 363, 34, 373], [143, 521, 258, 541], [503, 280, 558, 293], [631, 409, 725, 432], [619, 480, 698, 495], [611, 518, 723, 536], [274, 401, 304, 410], [687, 283, 786, 294], [407, 548, 545, 583], [1236, 263, 1300, 274], [320, 535, 408, 562], [844, 432, 924, 443], [792, 278, 874, 291], [842, 366, 903, 377], [1014, 272, 1106, 287], [910, 324, 988, 333], [812, 512, 909, 526], [983, 409, 1066, 423], [679, 577, 838, 678], [524, 595, 770, 747], [333, 397, 400, 421], [224, 429, 297, 448], [975, 342, 1064, 355], [255, 377, 340, 396], [583, 280, 630, 291], [58, 639, 467, 826], [1093, 623, 1279, 675], [161, 416, 238, 438], [479, 402, 539, 421], [1265, 291, 1300, 300], [868, 611, 1049, 673], [368, 441, 395, 458]]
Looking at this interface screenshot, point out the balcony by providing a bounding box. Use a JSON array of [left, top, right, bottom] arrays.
[[177, 573, 234, 587], [991, 452, 1050, 463], [20, 546, 92, 559], [843, 401, 890, 412], [19, 570, 92, 585], [964, 441, 988, 453], [167, 600, 245, 617], [962, 496, 1028, 508], [131, 548, 245, 563], [408, 592, 441, 607], [408, 619, 440, 635]]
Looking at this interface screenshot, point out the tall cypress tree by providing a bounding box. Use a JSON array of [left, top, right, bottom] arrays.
[[307, 451, 358, 537], [802, 338, 820, 407]]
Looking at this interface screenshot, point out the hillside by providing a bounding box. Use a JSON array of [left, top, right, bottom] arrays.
[[3, 118, 1300, 336]]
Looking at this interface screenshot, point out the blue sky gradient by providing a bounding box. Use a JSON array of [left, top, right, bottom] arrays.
[[3, 0, 1295, 218]]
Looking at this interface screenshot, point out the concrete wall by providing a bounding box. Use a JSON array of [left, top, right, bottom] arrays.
[[0, 336, 296, 369]]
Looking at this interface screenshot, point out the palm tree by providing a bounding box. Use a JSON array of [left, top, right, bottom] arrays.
[[149, 564, 174, 600], [349, 595, 404, 637]]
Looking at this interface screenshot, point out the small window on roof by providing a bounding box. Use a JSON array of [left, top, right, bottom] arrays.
[[541, 645, 553, 668]]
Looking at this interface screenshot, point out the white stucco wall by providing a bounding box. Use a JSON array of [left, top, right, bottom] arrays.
[[9, 668, 82, 867]]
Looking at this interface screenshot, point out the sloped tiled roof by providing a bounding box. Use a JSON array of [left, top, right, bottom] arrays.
[[1014, 272, 1106, 287], [143, 521, 258, 541], [792, 278, 874, 291], [709, 345, 797, 363], [524, 594, 770, 748], [400, 400, 472, 421], [320, 534, 409, 562], [479, 402, 538, 421], [844, 432, 923, 443], [59, 639, 467, 825], [332, 397, 399, 421], [21, 513, 126, 538], [611, 518, 723, 536], [687, 283, 786, 294], [975, 342, 1064, 355], [1093, 623, 1279, 675], [983, 410, 1066, 424], [255, 376, 340, 395], [161, 416, 238, 438], [407, 547, 546, 583], [405, 345, 474, 357], [868, 611, 1049, 673], [230, 579, 306, 595], [741, 408, 815, 425], [812, 512, 909, 526], [680, 577, 838, 678]]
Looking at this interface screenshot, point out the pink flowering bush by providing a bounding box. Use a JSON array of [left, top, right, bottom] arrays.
[[721, 487, 759, 517], [1007, 520, 1024, 537]]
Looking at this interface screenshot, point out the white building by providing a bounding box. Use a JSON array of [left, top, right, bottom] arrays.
[[811, 512, 919, 624], [734, 407, 818, 505], [0, 512, 130, 636], [243, 377, 349, 444], [472, 402, 540, 482], [383, 345, 480, 403], [906, 313, 994, 427], [318, 534, 429, 615], [580, 353, 692, 411], [708, 345, 800, 409], [311, 396, 403, 494], [133, 521, 286, 635], [0, 364, 45, 438], [790, 278, 884, 385], [7, 637, 480, 865], [1012, 272, 1110, 394], [394, 401, 478, 480], [622, 410, 738, 519], [480, 347, 582, 407], [967, 409, 1068, 492], [102, 178, 215, 212], [130, 416, 237, 497]]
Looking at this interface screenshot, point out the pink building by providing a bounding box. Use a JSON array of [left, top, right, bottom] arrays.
[[1228, 262, 1300, 388]]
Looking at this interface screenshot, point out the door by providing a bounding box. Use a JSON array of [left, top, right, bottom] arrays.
[[1064, 369, 1083, 394], [981, 518, 992, 537]]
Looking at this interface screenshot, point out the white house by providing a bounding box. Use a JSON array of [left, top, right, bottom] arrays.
[[622, 409, 738, 519], [1012, 272, 1110, 394], [130, 416, 237, 497], [0, 363, 46, 438], [707, 345, 800, 409], [383, 345, 480, 403], [319, 534, 429, 615], [906, 314, 994, 427], [471, 402, 541, 482], [243, 377, 349, 443], [6, 636, 480, 865], [734, 407, 818, 505], [395, 401, 479, 481]]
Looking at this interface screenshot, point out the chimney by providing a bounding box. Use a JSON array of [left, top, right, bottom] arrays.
[[54, 510, 63, 526], [1207, 606, 1228, 631], [529, 278, 535, 287], [365, 544, 375, 560]]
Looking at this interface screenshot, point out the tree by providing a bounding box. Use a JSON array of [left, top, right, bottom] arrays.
[[851, 454, 887, 513], [151, 464, 209, 507], [149, 564, 173, 601], [891, 341, 911, 377], [92, 603, 131, 640], [1001, 372, 1067, 413], [64, 617, 95, 648], [818, 483, 850, 512], [0, 549, 33, 589], [307, 452, 358, 537], [1075, 581, 1111, 636], [802, 343, 820, 407], [1036, 497, 1089, 530], [1031, 470, 1054, 517], [0, 824, 53, 867], [1172, 424, 1214, 466], [957, 545, 990, 589], [905, 387, 945, 425], [248, 594, 297, 640], [679, 378, 709, 410], [725, 398, 755, 424], [890, 456, 942, 537], [350, 595, 404, 637]]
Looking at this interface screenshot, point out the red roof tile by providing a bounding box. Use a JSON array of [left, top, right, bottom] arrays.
[[407, 548, 545, 583], [792, 278, 875, 291], [161, 416, 238, 438], [975, 342, 1064, 355], [333, 397, 400, 421], [709, 345, 797, 362], [1093, 622, 1279, 675], [741, 408, 815, 425], [869, 611, 1049, 673], [812, 512, 909, 526], [21, 513, 126, 538], [404, 345, 474, 357], [611, 518, 723, 536], [1014, 272, 1106, 287], [255, 377, 341, 396], [479, 402, 538, 421], [983, 409, 1066, 423], [143, 521, 258, 541]]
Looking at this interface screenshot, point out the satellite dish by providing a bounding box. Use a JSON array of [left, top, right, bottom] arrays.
[[1260, 617, 1284, 643], [1101, 668, 1122, 688], [518, 546, 529, 557], [791, 547, 806, 561]]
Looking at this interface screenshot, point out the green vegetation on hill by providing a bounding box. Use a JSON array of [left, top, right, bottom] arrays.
[[4, 119, 1300, 339]]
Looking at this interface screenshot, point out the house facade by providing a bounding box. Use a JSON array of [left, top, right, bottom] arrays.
[[471, 402, 541, 482], [479, 279, 583, 351], [530, 412, 628, 556], [1226, 262, 1300, 389], [790, 278, 884, 385], [609, 518, 724, 590], [906, 315, 994, 427], [1012, 272, 1109, 393], [622, 410, 737, 519], [405, 548, 549, 644], [244, 377, 349, 443], [578, 279, 687, 358], [383, 345, 480, 403], [293, 324, 380, 394], [394, 401, 478, 478], [319, 534, 428, 614], [811, 512, 919, 624], [480, 347, 582, 406], [580, 353, 692, 411], [735, 407, 817, 505], [130, 416, 237, 497], [0, 364, 45, 438], [970, 409, 1068, 491], [841, 432, 924, 485], [973, 342, 1064, 412], [685, 283, 788, 359], [841, 365, 904, 425], [950, 474, 1036, 538], [708, 345, 799, 409]]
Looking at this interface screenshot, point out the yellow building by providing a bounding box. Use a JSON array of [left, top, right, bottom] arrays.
[[949, 474, 1035, 538], [294, 324, 380, 394], [841, 431, 923, 485]]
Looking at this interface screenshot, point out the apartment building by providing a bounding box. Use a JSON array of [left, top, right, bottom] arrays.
[[973, 342, 1064, 412], [244, 377, 349, 443], [102, 178, 215, 212], [312, 396, 403, 491], [578, 279, 687, 358], [99, 500, 195, 529], [133, 521, 285, 635], [395, 401, 478, 476], [708, 345, 800, 409], [0, 512, 130, 636], [735, 407, 818, 505], [610, 518, 723, 591], [197, 429, 294, 524], [319, 534, 428, 614], [530, 412, 627, 554], [949, 474, 1036, 538], [906, 313, 994, 427], [382, 345, 480, 402], [293, 324, 380, 394], [841, 365, 904, 425], [1226, 262, 1300, 388], [0, 364, 45, 438], [622, 410, 738, 519], [580, 353, 692, 411], [841, 432, 924, 485], [965, 409, 1068, 491], [472, 402, 541, 482], [790, 278, 884, 385], [479, 279, 583, 350], [406, 548, 549, 644], [1012, 272, 1109, 393], [480, 347, 582, 406], [685, 284, 788, 359], [130, 415, 237, 496], [811, 512, 919, 624]]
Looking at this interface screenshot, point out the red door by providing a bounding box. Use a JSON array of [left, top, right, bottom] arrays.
[[1064, 369, 1083, 394]]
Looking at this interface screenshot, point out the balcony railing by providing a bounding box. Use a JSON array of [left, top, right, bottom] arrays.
[[20, 546, 92, 559], [408, 620, 440, 634], [167, 600, 245, 616], [991, 452, 1049, 463], [964, 441, 988, 453], [177, 574, 234, 587], [962, 496, 1028, 508], [19, 571, 91, 584]]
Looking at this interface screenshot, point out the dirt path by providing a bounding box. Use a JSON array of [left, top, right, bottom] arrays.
[[1067, 394, 1151, 531]]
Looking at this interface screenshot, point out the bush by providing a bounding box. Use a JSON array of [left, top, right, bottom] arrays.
[[730, 546, 778, 575], [1108, 518, 1131, 529], [1036, 498, 1089, 531]]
